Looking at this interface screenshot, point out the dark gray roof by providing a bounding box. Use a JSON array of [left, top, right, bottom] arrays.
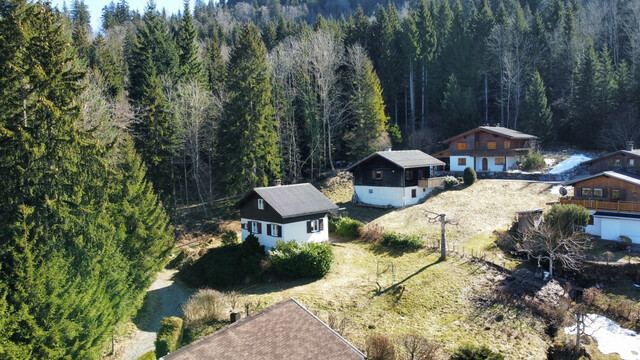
[[443, 126, 537, 143], [162, 298, 366, 360], [347, 150, 445, 171], [565, 170, 640, 187], [580, 149, 640, 166], [239, 183, 338, 219]]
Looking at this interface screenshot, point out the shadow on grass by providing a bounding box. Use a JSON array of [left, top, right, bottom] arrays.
[[376, 258, 443, 295], [369, 243, 423, 258], [336, 202, 394, 223], [234, 276, 322, 296]]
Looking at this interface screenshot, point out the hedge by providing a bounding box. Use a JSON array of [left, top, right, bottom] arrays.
[[449, 344, 504, 360], [269, 241, 334, 278], [381, 232, 424, 249], [155, 317, 183, 358]]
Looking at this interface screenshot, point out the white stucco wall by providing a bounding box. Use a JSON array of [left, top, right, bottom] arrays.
[[597, 216, 640, 244], [354, 185, 434, 207], [474, 157, 509, 172], [241, 215, 329, 249], [450, 156, 474, 172], [506, 156, 518, 170], [585, 210, 601, 237]]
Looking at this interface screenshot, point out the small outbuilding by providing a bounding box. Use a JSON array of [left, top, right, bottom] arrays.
[[346, 150, 445, 207], [237, 183, 339, 249]]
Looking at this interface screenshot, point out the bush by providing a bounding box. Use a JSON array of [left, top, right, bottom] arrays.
[[182, 289, 227, 326], [361, 223, 384, 243], [463, 167, 476, 185], [388, 124, 403, 148], [136, 351, 156, 360], [381, 232, 424, 249], [365, 334, 396, 360], [269, 241, 334, 278], [443, 176, 459, 189], [619, 235, 633, 249], [155, 317, 183, 358], [521, 152, 545, 171], [221, 230, 238, 246], [334, 217, 363, 238], [546, 204, 590, 235], [449, 344, 504, 360]]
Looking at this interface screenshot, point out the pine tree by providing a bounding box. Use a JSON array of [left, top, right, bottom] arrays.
[[520, 71, 553, 143], [568, 40, 600, 147], [344, 56, 389, 159], [217, 22, 281, 195], [415, 0, 436, 129], [442, 73, 478, 137], [178, 0, 203, 81]]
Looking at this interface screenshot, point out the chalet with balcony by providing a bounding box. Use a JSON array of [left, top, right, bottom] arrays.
[[237, 183, 339, 249], [437, 126, 537, 172], [580, 141, 640, 175], [561, 156, 640, 243], [347, 150, 445, 207]]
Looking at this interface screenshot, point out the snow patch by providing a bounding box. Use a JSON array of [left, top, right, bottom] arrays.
[[549, 154, 591, 174], [564, 314, 640, 360]]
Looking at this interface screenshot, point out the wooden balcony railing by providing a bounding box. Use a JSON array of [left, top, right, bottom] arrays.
[[559, 198, 640, 213], [419, 177, 446, 188]]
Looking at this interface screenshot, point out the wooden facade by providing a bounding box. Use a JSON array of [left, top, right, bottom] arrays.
[[350, 156, 431, 188], [584, 152, 640, 174], [239, 192, 329, 225], [571, 176, 640, 203], [445, 130, 533, 156]]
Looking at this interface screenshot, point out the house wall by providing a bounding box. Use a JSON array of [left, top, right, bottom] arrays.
[[239, 193, 284, 223], [588, 153, 640, 174], [572, 176, 640, 202], [598, 216, 640, 244], [585, 210, 601, 237], [352, 156, 403, 187], [447, 130, 530, 153], [354, 185, 434, 207], [450, 156, 474, 171], [241, 215, 329, 249]]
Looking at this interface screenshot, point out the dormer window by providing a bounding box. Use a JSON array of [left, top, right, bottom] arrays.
[[258, 199, 264, 210]]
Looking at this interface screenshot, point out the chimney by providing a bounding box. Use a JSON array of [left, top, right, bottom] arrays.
[[230, 312, 242, 323], [274, 179, 282, 186], [627, 141, 634, 151]]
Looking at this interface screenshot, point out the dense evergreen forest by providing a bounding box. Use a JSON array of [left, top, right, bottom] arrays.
[[1, 0, 640, 357]]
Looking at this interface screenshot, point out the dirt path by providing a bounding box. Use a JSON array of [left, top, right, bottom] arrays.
[[115, 269, 193, 360]]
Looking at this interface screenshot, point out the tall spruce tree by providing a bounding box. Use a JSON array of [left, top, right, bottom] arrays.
[[217, 22, 281, 195], [568, 40, 600, 147], [520, 71, 553, 143], [178, 0, 203, 81]]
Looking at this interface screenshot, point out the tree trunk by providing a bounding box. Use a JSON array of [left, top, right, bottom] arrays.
[[409, 58, 415, 131], [421, 62, 425, 130], [440, 214, 446, 260], [183, 151, 189, 205], [484, 72, 489, 124], [328, 122, 335, 170]]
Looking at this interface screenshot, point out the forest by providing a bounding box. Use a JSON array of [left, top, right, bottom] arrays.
[[1, 0, 640, 358]]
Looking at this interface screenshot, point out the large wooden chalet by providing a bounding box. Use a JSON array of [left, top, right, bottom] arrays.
[[237, 183, 338, 249], [433, 126, 537, 172], [347, 150, 445, 207], [561, 142, 640, 243]]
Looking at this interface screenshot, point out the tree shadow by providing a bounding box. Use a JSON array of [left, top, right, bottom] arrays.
[[368, 243, 423, 258], [375, 258, 443, 296], [132, 276, 192, 332]]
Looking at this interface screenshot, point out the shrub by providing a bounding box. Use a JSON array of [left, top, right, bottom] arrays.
[[329, 217, 338, 232], [269, 241, 334, 278], [362, 223, 384, 243], [155, 317, 183, 358], [240, 234, 266, 278], [463, 167, 476, 185], [521, 152, 545, 171], [137, 351, 156, 360], [388, 124, 403, 149], [220, 230, 238, 246], [365, 334, 396, 360], [443, 176, 459, 189], [449, 344, 504, 360], [334, 217, 363, 238], [619, 235, 633, 249], [182, 289, 227, 326], [546, 204, 590, 235], [381, 232, 424, 249]]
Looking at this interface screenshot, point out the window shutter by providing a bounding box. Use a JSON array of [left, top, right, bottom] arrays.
[[277, 225, 282, 237], [257, 222, 262, 234], [267, 224, 272, 236], [371, 170, 376, 179], [241, 222, 246, 230], [318, 218, 324, 231], [307, 221, 312, 233]]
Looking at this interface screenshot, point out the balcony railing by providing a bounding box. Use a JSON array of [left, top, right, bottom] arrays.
[[559, 198, 640, 213], [419, 177, 446, 188]]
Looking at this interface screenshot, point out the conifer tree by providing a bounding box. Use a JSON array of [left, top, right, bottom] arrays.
[[344, 55, 389, 159], [442, 73, 478, 137], [415, 0, 436, 129], [568, 40, 600, 147], [178, 0, 203, 81], [520, 71, 553, 143], [217, 22, 281, 195]]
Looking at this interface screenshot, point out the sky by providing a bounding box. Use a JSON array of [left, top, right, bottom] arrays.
[[51, 0, 185, 34]]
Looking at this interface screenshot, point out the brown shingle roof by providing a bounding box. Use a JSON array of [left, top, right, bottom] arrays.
[[442, 126, 538, 143], [347, 150, 445, 171], [162, 298, 366, 360], [237, 183, 339, 219]]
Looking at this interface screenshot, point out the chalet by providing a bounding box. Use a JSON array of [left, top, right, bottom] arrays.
[[561, 171, 640, 244], [437, 126, 537, 172], [162, 298, 366, 360], [237, 183, 338, 249], [580, 141, 640, 175], [346, 150, 445, 207]]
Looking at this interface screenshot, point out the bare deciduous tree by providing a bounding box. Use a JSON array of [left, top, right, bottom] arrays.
[[401, 334, 441, 360], [366, 334, 396, 360]]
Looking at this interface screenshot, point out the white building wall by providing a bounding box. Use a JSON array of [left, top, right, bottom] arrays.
[[354, 185, 435, 207], [598, 217, 640, 244], [584, 210, 601, 237], [473, 157, 508, 172], [450, 156, 474, 172], [505, 156, 518, 170], [241, 215, 329, 249]]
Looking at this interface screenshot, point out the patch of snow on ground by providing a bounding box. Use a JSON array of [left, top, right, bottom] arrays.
[[564, 314, 640, 360], [545, 158, 556, 168], [549, 154, 592, 174]]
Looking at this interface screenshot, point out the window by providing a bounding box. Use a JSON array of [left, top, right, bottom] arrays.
[[411, 189, 417, 198], [251, 221, 261, 234], [593, 188, 603, 197], [615, 158, 621, 166], [257, 199, 264, 210], [458, 158, 466, 166], [457, 142, 467, 150], [581, 188, 591, 197], [612, 190, 621, 201], [372, 170, 384, 180], [406, 170, 413, 180], [369, 189, 373, 194], [495, 157, 504, 165], [504, 140, 511, 149], [307, 218, 324, 233], [487, 141, 497, 150], [630, 159, 635, 166], [268, 224, 281, 237]]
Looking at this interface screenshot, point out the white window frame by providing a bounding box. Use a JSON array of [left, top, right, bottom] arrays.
[[593, 188, 603, 197], [630, 159, 635, 166], [310, 219, 320, 233], [271, 224, 279, 237], [257, 199, 264, 210], [251, 221, 259, 233]]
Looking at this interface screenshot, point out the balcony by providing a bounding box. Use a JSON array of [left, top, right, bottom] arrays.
[[559, 198, 640, 213], [419, 177, 446, 188], [449, 148, 531, 157]]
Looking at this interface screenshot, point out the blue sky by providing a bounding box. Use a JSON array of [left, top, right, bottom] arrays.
[[52, 0, 185, 33]]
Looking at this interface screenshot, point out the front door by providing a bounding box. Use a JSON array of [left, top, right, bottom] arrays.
[[482, 158, 488, 171]]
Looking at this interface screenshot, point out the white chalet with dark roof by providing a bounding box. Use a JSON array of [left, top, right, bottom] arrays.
[[237, 183, 339, 249]]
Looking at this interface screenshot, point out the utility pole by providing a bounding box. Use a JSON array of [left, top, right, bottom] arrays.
[[440, 214, 446, 260]]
